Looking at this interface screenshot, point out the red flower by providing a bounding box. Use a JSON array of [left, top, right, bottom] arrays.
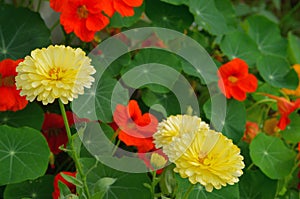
[[0, 59, 28, 111], [112, 0, 144, 17], [52, 171, 76, 199], [242, 121, 259, 143], [42, 111, 88, 154], [113, 100, 158, 152], [218, 58, 258, 101], [263, 94, 300, 130], [50, 0, 111, 42]]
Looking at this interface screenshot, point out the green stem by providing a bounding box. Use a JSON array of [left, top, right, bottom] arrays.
[[280, 1, 300, 24], [247, 162, 255, 171], [36, 0, 42, 12], [151, 171, 157, 197], [50, 19, 60, 31], [111, 139, 121, 155], [58, 99, 91, 199], [182, 183, 195, 199], [246, 99, 275, 111]]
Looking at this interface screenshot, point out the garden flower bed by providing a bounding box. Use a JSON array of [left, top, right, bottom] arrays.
[[0, 0, 300, 198]]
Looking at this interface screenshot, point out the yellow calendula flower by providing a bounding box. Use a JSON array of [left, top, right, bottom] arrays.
[[153, 115, 244, 192], [153, 115, 209, 160], [15, 45, 96, 105]]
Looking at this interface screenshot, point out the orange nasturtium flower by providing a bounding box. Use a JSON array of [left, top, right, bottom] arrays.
[[50, 0, 111, 42], [52, 171, 76, 199], [218, 58, 258, 101], [242, 121, 259, 143], [282, 64, 300, 96], [263, 94, 300, 130], [108, 0, 144, 17], [0, 59, 28, 111], [113, 100, 158, 152]]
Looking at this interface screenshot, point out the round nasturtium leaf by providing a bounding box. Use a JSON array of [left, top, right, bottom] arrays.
[[280, 112, 300, 144], [0, 5, 50, 59], [175, 173, 239, 199], [4, 175, 54, 199], [239, 169, 277, 199], [245, 15, 287, 57], [0, 125, 50, 186], [220, 31, 260, 66], [287, 32, 300, 64], [204, 97, 246, 144], [0, 102, 44, 130], [145, 0, 193, 31], [257, 55, 299, 89], [81, 158, 152, 199], [249, 133, 296, 179], [189, 0, 228, 35]]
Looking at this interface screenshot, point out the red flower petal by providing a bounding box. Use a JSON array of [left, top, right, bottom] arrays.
[[118, 130, 155, 152], [122, 0, 143, 7], [217, 58, 257, 101], [50, 0, 67, 12], [86, 13, 109, 31], [0, 59, 28, 112], [230, 85, 247, 101], [238, 74, 258, 92], [113, 0, 135, 16], [113, 100, 158, 152], [53, 171, 76, 199]]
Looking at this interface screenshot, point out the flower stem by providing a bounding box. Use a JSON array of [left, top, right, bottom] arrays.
[[58, 99, 91, 199], [151, 171, 157, 197], [111, 139, 121, 155], [182, 183, 195, 199]]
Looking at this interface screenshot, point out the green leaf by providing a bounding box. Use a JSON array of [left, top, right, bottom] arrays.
[[257, 55, 299, 89], [220, 31, 260, 66], [214, 0, 238, 31], [92, 177, 117, 199], [0, 125, 50, 185], [121, 49, 182, 93], [141, 89, 180, 116], [287, 32, 300, 64], [159, 165, 177, 196], [94, 77, 129, 123], [80, 158, 152, 199], [3, 175, 54, 199], [58, 181, 72, 198], [239, 169, 277, 199], [145, 0, 193, 31], [249, 133, 296, 179], [175, 173, 239, 199], [280, 112, 300, 144], [0, 102, 44, 130], [204, 97, 246, 143], [71, 71, 129, 123], [160, 0, 187, 5], [109, 3, 144, 28], [60, 173, 83, 188], [189, 0, 228, 35], [0, 5, 50, 59], [245, 15, 287, 57]]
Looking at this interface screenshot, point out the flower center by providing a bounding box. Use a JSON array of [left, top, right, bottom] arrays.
[[0, 75, 15, 87], [198, 152, 213, 166], [228, 76, 238, 83], [77, 5, 89, 19], [49, 68, 64, 80]]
